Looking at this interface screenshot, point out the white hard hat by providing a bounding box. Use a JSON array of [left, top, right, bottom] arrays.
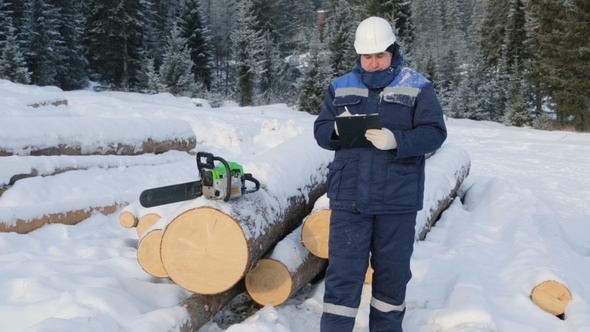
[[354, 17, 396, 54]]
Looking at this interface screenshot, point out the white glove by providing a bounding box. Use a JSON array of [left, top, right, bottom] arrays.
[[365, 128, 397, 150], [334, 110, 351, 136]]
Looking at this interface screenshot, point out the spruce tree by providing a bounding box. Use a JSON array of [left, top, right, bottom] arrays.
[[136, 55, 164, 94], [324, 0, 357, 78], [159, 22, 197, 97], [53, 0, 88, 90], [257, 32, 284, 105], [231, 0, 262, 106], [177, 0, 213, 91], [0, 16, 30, 84], [527, 0, 590, 131], [296, 28, 333, 115], [85, 0, 146, 90], [204, 0, 236, 94], [21, 0, 63, 86]]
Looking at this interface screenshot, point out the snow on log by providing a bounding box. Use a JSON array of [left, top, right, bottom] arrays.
[[300, 143, 471, 256], [245, 225, 327, 306], [1, 79, 67, 110], [158, 133, 332, 295], [119, 202, 141, 228], [0, 151, 191, 188], [0, 118, 196, 156], [416, 143, 471, 240], [0, 203, 120, 234], [531, 280, 572, 316]]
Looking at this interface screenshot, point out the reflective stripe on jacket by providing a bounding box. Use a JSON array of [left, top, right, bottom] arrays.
[[314, 59, 447, 214]]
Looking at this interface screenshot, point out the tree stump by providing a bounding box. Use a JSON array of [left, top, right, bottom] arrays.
[[531, 280, 572, 316], [245, 225, 327, 306]]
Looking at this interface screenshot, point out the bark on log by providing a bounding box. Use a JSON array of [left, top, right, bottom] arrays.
[[0, 203, 120, 234], [1, 152, 191, 188], [416, 143, 471, 240], [245, 225, 327, 306], [178, 281, 247, 332], [531, 280, 572, 316], [160, 184, 325, 295], [0, 118, 196, 157]]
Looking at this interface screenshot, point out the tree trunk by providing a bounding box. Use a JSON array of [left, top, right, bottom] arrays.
[[0, 203, 120, 234], [160, 181, 326, 295], [157, 133, 331, 295], [178, 281, 247, 332], [0, 118, 196, 157], [245, 225, 327, 306]]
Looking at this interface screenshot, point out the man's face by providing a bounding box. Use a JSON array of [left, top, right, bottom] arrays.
[[360, 52, 392, 72]]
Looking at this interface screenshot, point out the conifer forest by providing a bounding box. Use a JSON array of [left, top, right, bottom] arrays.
[[1, 0, 589, 131]]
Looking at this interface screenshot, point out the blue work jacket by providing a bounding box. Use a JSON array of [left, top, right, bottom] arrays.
[[314, 56, 447, 214]]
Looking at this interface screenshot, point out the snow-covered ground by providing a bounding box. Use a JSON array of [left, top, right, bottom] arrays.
[[1, 79, 589, 331]]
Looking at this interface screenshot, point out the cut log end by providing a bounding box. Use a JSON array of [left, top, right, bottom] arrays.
[[160, 207, 249, 295], [531, 280, 572, 316], [119, 211, 138, 228], [246, 259, 293, 306], [137, 229, 168, 278], [301, 209, 331, 259], [137, 213, 161, 237]]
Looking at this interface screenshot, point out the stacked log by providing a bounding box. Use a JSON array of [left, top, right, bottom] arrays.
[[124, 141, 469, 330], [0, 203, 121, 234], [300, 143, 471, 282], [0, 118, 196, 157], [245, 225, 327, 306], [124, 133, 333, 330]]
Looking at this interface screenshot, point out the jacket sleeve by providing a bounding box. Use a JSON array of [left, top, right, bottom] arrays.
[[314, 85, 342, 151], [392, 82, 447, 158]]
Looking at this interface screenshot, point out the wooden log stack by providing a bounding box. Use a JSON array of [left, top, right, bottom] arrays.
[[0, 117, 196, 157], [123, 133, 333, 330], [300, 143, 471, 282], [122, 141, 470, 330], [245, 224, 327, 306]]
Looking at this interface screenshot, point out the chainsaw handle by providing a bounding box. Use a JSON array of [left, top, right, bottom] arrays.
[[244, 173, 260, 194], [196, 152, 215, 170]]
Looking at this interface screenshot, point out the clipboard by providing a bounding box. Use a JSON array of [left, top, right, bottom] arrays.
[[336, 113, 381, 148]]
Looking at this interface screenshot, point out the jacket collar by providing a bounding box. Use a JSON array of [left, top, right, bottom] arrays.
[[352, 53, 403, 89]]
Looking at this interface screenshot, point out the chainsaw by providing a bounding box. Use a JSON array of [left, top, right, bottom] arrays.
[[139, 152, 260, 208]]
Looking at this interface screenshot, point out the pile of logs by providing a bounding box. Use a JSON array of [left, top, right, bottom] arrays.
[[0, 118, 196, 234], [121, 142, 471, 330]]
